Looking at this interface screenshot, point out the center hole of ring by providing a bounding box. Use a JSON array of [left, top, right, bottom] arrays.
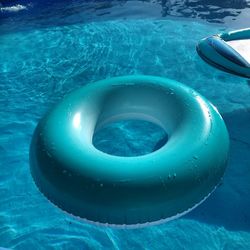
[[92, 119, 168, 157]]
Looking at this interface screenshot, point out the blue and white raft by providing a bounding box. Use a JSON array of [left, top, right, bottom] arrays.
[[197, 28, 250, 78]]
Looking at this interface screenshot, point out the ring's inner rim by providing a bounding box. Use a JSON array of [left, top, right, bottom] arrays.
[[90, 85, 185, 153]]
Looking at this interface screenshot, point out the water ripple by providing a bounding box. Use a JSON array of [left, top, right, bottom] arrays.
[[0, 19, 250, 249]]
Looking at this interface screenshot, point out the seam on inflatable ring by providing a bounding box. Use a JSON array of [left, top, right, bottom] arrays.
[[31, 170, 222, 229]]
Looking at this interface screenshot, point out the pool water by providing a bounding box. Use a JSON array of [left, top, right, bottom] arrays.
[[1, 1, 250, 249], [93, 120, 168, 157]]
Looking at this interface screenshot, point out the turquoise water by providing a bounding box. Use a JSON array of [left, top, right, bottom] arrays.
[[93, 120, 168, 157], [1, 1, 250, 249]]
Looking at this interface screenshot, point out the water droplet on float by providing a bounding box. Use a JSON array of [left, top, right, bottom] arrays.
[[50, 142, 56, 150], [47, 151, 52, 158]]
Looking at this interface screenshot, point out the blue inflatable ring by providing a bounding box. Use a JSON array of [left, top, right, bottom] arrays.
[[30, 75, 229, 227]]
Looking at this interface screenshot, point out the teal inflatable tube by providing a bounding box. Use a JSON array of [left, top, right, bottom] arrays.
[[30, 75, 229, 227], [196, 28, 250, 78]]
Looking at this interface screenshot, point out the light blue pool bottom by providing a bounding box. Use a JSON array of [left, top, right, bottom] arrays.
[[30, 75, 230, 227]]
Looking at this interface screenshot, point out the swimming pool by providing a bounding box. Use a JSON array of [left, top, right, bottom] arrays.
[[1, 0, 250, 249]]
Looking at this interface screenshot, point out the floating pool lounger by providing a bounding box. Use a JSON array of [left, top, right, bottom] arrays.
[[196, 28, 250, 78]]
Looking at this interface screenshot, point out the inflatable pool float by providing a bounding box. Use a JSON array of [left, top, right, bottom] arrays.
[[197, 28, 250, 78], [30, 75, 229, 227]]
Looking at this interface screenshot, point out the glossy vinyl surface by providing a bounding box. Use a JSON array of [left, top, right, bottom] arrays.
[[30, 75, 230, 226], [197, 28, 250, 78]]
